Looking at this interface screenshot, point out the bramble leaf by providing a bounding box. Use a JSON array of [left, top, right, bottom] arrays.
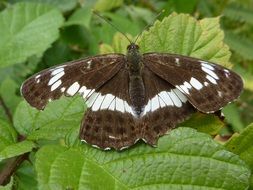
[[0, 3, 64, 68], [35, 128, 250, 190]]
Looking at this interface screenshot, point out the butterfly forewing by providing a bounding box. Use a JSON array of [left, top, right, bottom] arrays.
[[143, 53, 243, 113], [21, 54, 124, 110]]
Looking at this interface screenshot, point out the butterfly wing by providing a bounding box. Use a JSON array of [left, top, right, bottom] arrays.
[[143, 53, 243, 113], [21, 54, 124, 109], [80, 67, 141, 150], [140, 67, 195, 145], [80, 66, 195, 150]]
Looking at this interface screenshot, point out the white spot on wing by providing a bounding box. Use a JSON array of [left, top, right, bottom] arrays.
[[160, 91, 173, 106], [190, 77, 203, 90], [143, 100, 151, 115], [169, 91, 182, 107], [51, 67, 64, 76], [92, 93, 105, 111], [116, 97, 125, 112], [173, 89, 187, 102], [206, 75, 217, 84], [201, 62, 214, 70], [218, 91, 222, 97], [100, 94, 114, 109], [184, 81, 192, 89], [151, 95, 160, 111], [86, 92, 99, 107], [158, 95, 166, 108], [124, 101, 132, 114], [67, 82, 80, 96], [108, 98, 116, 111], [109, 135, 117, 139], [48, 71, 65, 85], [51, 80, 62, 91], [61, 87, 66, 92], [36, 79, 40, 83], [202, 67, 219, 80], [175, 58, 180, 65], [87, 60, 92, 69], [204, 82, 209, 86], [35, 74, 41, 79]]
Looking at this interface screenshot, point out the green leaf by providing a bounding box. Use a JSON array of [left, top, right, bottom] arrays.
[[225, 123, 253, 189], [224, 3, 253, 25], [0, 140, 35, 161], [14, 96, 85, 140], [173, 0, 199, 13], [10, 0, 78, 12], [99, 32, 133, 54], [0, 120, 17, 151], [64, 7, 92, 29], [179, 113, 224, 135], [94, 0, 123, 12], [223, 103, 244, 132], [0, 2, 64, 68], [14, 161, 38, 190], [0, 78, 22, 114], [35, 128, 250, 190], [139, 13, 231, 67], [224, 31, 253, 60]]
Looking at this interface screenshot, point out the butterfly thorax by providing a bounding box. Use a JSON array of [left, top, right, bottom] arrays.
[[126, 43, 145, 117]]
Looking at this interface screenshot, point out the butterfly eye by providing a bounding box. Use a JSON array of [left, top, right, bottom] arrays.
[[127, 43, 139, 51]]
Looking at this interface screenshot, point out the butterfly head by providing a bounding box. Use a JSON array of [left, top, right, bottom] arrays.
[[126, 43, 140, 59], [127, 43, 139, 51]]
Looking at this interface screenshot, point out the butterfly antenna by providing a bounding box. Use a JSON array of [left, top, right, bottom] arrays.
[[134, 10, 165, 44], [93, 10, 132, 44]]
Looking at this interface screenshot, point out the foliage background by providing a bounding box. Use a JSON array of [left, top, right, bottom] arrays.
[[0, 0, 253, 189]]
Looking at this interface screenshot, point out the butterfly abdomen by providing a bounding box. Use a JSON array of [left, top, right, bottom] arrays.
[[129, 75, 145, 116]]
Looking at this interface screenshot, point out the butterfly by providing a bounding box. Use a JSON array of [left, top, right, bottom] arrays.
[[21, 42, 243, 150]]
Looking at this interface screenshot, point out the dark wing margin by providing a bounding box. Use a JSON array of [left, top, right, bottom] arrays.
[[21, 54, 124, 110], [143, 53, 243, 113]]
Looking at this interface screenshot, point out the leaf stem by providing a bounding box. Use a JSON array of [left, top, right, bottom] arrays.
[[0, 153, 29, 185]]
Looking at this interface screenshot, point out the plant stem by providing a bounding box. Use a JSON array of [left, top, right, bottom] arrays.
[[0, 153, 29, 185]]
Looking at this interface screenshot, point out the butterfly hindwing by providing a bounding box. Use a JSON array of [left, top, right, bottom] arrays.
[[143, 53, 243, 113], [140, 67, 195, 145], [21, 54, 124, 109], [80, 68, 141, 150]]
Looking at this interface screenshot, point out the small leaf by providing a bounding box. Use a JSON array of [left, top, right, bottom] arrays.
[[225, 123, 253, 189], [99, 32, 133, 54], [14, 161, 38, 190], [14, 96, 85, 140], [0, 78, 22, 113], [10, 0, 78, 12], [180, 113, 224, 135], [0, 120, 17, 151], [224, 3, 253, 25], [64, 7, 92, 29], [94, 0, 123, 12], [35, 128, 250, 190], [225, 123, 253, 167], [224, 31, 253, 61], [223, 103, 244, 132], [0, 3, 64, 68], [140, 13, 231, 67], [0, 140, 35, 161]]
